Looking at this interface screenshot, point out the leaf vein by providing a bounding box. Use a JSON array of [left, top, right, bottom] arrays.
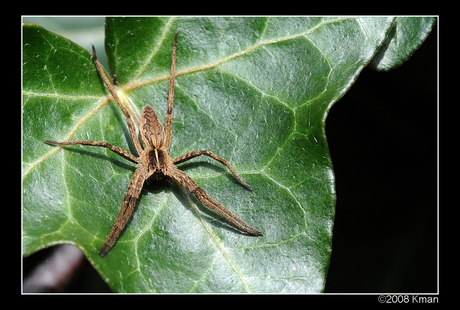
[[177, 184, 252, 293], [122, 17, 354, 93], [22, 90, 101, 101], [22, 97, 109, 179], [131, 17, 176, 81]]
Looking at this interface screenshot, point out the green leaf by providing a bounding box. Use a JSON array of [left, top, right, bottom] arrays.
[[23, 17, 399, 293], [369, 16, 436, 71]]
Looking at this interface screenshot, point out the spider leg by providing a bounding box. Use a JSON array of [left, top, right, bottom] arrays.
[[173, 150, 252, 190], [92, 46, 144, 156], [167, 165, 262, 236], [98, 166, 146, 256], [163, 32, 178, 152], [45, 140, 139, 164]]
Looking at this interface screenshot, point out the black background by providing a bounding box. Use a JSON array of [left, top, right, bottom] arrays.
[[325, 24, 437, 292]]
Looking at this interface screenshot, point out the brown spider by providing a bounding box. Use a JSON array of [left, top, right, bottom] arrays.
[[46, 33, 262, 257]]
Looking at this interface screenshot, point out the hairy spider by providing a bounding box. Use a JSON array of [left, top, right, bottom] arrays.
[[46, 33, 262, 257]]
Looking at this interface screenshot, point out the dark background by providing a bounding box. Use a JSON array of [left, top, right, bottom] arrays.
[[325, 24, 437, 292], [23, 20, 438, 293]]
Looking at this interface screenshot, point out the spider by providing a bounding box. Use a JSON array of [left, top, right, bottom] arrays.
[[46, 32, 263, 257]]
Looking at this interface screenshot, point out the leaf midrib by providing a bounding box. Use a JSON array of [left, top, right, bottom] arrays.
[[122, 17, 354, 93], [22, 16, 355, 180]]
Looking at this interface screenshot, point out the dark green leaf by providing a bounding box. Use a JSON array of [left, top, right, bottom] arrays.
[[23, 17, 400, 293]]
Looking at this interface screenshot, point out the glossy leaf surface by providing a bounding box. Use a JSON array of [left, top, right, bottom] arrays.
[[23, 17, 407, 292], [369, 16, 436, 71]]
